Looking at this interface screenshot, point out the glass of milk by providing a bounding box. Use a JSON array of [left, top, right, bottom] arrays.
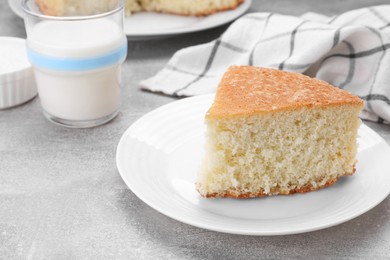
[[22, 0, 127, 128]]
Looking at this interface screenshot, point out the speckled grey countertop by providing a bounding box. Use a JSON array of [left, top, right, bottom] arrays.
[[1, 0, 390, 259]]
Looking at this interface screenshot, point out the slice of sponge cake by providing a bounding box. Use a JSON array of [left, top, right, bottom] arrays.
[[197, 66, 364, 198], [34, 0, 244, 16]]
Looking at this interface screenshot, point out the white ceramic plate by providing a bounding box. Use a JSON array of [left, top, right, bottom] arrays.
[[8, 0, 252, 40], [116, 94, 390, 235], [123, 0, 251, 40]]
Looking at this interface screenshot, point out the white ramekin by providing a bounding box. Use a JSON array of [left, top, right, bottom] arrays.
[[0, 37, 37, 109]]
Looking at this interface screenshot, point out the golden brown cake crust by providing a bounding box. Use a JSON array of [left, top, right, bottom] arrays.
[[207, 66, 364, 119], [199, 168, 356, 198]]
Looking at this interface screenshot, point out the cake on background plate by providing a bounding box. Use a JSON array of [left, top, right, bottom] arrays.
[[197, 66, 364, 198], [35, 0, 244, 16]]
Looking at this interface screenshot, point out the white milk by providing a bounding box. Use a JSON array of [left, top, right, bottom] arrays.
[[27, 19, 127, 121]]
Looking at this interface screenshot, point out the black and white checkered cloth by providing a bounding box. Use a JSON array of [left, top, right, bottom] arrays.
[[141, 5, 390, 124]]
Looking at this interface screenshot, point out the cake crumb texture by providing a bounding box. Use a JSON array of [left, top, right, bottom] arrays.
[[197, 66, 364, 198]]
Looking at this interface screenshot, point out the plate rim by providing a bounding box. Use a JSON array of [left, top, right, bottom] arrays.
[[116, 94, 390, 235], [8, 0, 24, 17]]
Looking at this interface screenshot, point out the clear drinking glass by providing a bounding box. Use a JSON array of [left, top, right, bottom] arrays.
[[22, 0, 127, 128]]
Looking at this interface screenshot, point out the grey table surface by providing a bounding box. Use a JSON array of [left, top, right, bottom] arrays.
[[1, 0, 390, 259]]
